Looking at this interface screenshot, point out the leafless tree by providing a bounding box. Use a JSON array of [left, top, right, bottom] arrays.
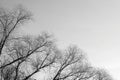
[[0, 5, 32, 56], [0, 6, 57, 80], [0, 6, 114, 80], [92, 68, 114, 80], [0, 32, 58, 80], [47, 46, 95, 80]]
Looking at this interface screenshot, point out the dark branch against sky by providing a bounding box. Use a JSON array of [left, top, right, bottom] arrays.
[[0, 0, 120, 80]]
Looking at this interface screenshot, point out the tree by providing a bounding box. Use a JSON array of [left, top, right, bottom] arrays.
[[0, 6, 31, 56], [0, 6, 57, 80], [0, 6, 114, 80], [0, 32, 58, 80], [48, 46, 94, 80], [92, 68, 114, 80]]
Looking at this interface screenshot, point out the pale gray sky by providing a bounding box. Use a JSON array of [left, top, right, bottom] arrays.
[[0, 0, 120, 80]]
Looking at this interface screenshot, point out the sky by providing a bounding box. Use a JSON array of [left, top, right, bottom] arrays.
[[0, 0, 120, 80]]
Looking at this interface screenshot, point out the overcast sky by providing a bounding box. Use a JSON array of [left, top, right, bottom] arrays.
[[0, 0, 120, 80]]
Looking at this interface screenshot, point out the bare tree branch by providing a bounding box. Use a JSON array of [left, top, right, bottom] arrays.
[[0, 6, 32, 56]]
